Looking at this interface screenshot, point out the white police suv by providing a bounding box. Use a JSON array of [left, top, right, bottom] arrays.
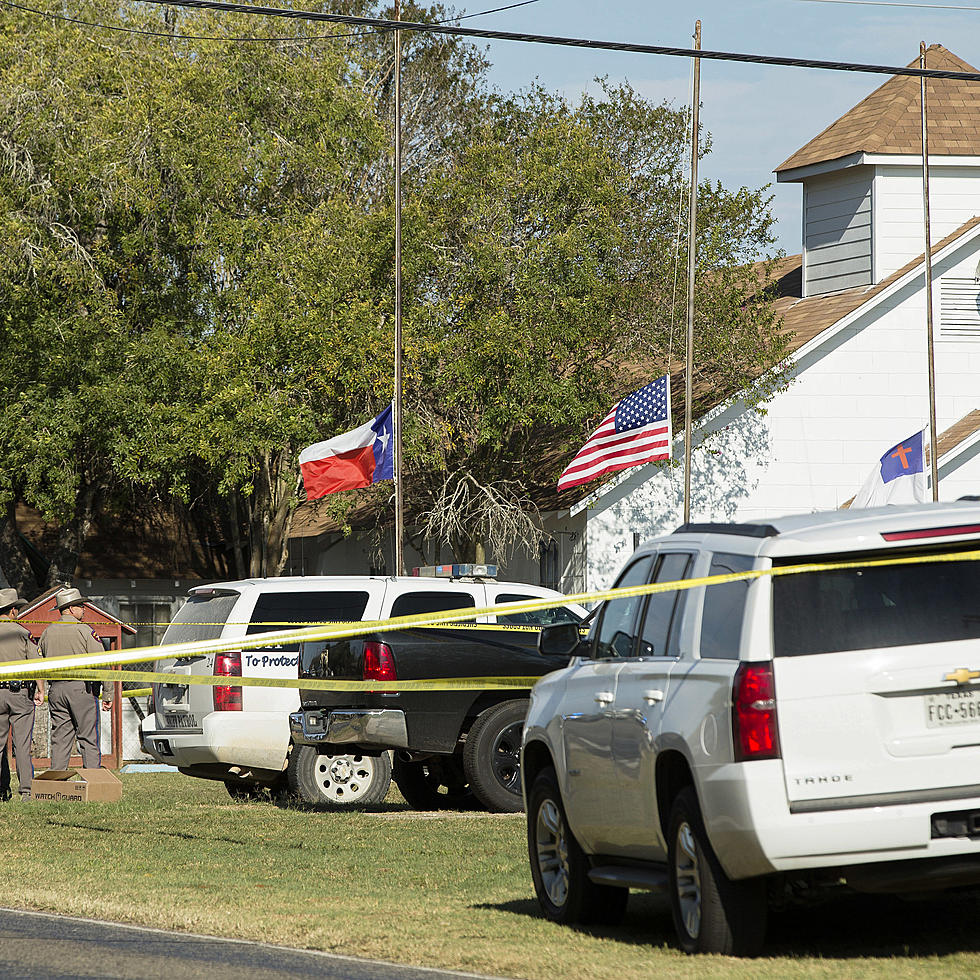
[[522, 501, 980, 955]]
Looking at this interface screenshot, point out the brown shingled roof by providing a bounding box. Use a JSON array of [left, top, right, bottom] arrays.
[[776, 45, 980, 174]]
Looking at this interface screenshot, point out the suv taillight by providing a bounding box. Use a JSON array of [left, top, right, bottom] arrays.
[[732, 662, 780, 762], [362, 642, 396, 681], [213, 652, 242, 711]]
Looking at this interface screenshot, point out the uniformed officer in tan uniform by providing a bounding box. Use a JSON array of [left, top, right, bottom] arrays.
[[39, 588, 112, 770], [0, 588, 43, 799]]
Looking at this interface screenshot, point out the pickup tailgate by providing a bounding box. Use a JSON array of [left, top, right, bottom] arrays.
[[771, 548, 980, 810]]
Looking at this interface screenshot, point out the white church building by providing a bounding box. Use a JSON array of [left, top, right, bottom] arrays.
[[536, 44, 980, 593]]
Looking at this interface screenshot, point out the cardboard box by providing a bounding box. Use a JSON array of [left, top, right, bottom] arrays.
[[30, 768, 123, 803]]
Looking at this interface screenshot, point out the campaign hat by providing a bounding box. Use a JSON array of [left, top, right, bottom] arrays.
[[55, 587, 86, 611], [0, 588, 27, 612]]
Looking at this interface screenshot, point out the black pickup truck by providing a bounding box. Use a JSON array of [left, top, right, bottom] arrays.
[[289, 615, 583, 812]]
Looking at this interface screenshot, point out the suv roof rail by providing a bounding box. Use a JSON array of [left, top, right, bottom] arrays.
[[673, 521, 779, 538]]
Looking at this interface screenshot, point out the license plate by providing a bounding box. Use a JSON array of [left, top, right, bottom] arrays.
[[925, 690, 980, 728], [162, 712, 198, 729]]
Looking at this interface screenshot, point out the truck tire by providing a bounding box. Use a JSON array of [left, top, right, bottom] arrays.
[[667, 786, 767, 955], [287, 745, 391, 808], [527, 766, 628, 926], [463, 699, 527, 812], [392, 754, 475, 810]]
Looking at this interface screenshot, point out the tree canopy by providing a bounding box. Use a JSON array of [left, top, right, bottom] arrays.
[[0, 2, 786, 589]]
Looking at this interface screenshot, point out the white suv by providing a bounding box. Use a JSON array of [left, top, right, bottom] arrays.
[[522, 501, 980, 955], [140, 571, 578, 807]]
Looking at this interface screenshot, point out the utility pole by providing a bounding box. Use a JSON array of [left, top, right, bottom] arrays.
[[920, 41, 940, 501], [683, 20, 701, 524], [393, 1, 406, 572]]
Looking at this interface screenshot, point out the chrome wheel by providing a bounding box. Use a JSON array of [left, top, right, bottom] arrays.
[[535, 797, 570, 908], [313, 754, 377, 803], [674, 819, 702, 940], [287, 744, 392, 808]]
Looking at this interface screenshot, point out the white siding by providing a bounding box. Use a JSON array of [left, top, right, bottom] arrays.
[[804, 168, 873, 297], [873, 165, 980, 282]]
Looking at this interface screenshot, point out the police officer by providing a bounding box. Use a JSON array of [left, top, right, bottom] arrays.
[[0, 588, 43, 799], [39, 588, 112, 770]]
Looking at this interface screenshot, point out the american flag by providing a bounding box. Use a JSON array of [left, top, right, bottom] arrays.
[[557, 375, 672, 492]]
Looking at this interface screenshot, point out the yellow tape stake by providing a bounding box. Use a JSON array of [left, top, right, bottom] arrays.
[[3, 547, 979, 681]]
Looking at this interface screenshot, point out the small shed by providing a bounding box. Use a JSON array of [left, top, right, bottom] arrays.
[[18, 588, 138, 769]]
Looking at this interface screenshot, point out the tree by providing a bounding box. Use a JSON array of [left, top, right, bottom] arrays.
[[0, 4, 786, 583], [0, 3, 396, 582]]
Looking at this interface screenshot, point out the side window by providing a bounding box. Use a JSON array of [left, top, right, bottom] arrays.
[[389, 591, 476, 618], [592, 555, 656, 660], [637, 553, 692, 658], [494, 593, 582, 626], [247, 591, 370, 652], [699, 553, 755, 660]]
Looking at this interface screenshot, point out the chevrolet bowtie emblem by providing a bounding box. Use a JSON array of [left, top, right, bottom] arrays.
[[944, 668, 980, 685]]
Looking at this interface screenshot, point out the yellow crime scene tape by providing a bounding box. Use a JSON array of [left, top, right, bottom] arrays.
[[4, 547, 979, 690], [17, 620, 549, 630], [45, 669, 544, 692]]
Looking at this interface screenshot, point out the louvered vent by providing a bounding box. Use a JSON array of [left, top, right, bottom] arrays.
[[940, 278, 980, 340]]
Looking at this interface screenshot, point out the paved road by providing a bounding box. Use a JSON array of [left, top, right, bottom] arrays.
[[0, 908, 498, 980]]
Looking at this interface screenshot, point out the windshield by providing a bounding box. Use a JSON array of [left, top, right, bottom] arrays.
[[773, 549, 980, 656], [494, 594, 583, 626]]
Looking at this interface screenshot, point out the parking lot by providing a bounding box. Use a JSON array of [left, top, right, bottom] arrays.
[[3, 773, 979, 980]]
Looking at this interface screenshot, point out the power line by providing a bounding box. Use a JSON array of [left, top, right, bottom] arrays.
[[0, 0, 542, 45], [798, 0, 980, 9], [131, 0, 980, 80]]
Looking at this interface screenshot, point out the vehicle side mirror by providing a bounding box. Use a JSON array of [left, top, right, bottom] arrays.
[[538, 622, 582, 658]]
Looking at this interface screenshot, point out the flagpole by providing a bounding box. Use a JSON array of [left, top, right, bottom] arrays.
[[393, 1, 406, 573], [920, 41, 939, 502], [683, 20, 700, 525]]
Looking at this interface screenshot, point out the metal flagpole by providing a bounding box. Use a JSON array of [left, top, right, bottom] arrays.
[[683, 20, 700, 524], [393, 1, 406, 573], [920, 41, 940, 501]]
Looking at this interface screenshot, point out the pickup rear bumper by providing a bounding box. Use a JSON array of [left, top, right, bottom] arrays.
[[289, 708, 409, 749]]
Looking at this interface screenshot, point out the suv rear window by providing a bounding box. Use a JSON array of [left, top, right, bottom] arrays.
[[389, 592, 475, 617], [773, 550, 980, 656], [247, 592, 370, 652], [162, 592, 240, 645]]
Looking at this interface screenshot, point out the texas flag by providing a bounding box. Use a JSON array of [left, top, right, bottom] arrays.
[[299, 403, 394, 499]]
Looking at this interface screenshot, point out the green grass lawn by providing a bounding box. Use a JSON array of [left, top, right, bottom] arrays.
[[3, 773, 980, 979]]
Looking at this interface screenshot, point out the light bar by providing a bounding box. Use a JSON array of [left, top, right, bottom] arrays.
[[881, 524, 980, 541], [412, 564, 499, 578]]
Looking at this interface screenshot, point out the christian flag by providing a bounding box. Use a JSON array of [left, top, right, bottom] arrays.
[[558, 375, 672, 492], [300, 403, 394, 499], [850, 428, 927, 508]]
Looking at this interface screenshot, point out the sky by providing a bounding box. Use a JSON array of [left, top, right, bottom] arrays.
[[462, 0, 980, 254]]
